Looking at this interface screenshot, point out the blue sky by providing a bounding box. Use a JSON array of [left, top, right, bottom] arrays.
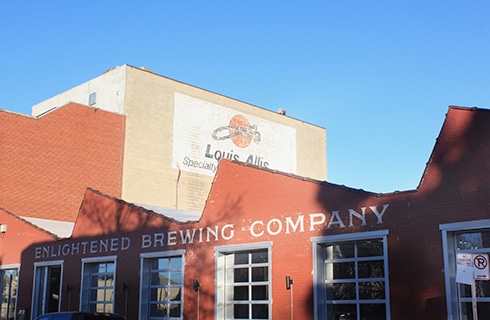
[[1, 1, 489, 193]]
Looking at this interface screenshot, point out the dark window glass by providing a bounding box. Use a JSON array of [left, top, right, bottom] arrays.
[[331, 262, 355, 279], [234, 286, 249, 300], [252, 285, 268, 300], [359, 281, 385, 300], [234, 268, 248, 282], [360, 303, 387, 319], [358, 240, 384, 257], [234, 252, 248, 265], [234, 304, 249, 318], [251, 250, 268, 263], [327, 283, 356, 300], [251, 267, 268, 281], [358, 260, 385, 278], [252, 304, 269, 319]]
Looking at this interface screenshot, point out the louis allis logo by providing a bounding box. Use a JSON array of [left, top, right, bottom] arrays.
[[204, 114, 269, 168], [211, 114, 261, 148]]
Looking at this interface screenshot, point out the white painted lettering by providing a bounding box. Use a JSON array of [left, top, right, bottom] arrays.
[[168, 231, 178, 245], [199, 228, 204, 242], [309, 213, 326, 231], [206, 226, 219, 242], [72, 242, 80, 255], [110, 238, 119, 251], [251, 220, 264, 237], [121, 237, 130, 250], [370, 204, 389, 224], [180, 229, 196, 244], [286, 215, 305, 234], [222, 224, 235, 240], [348, 208, 367, 227], [267, 218, 282, 235], [154, 233, 165, 247], [327, 211, 346, 229], [100, 239, 108, 252], [62, 244, 71, 256], [81, 242, 88, 254], [141, 234, 152, 249]]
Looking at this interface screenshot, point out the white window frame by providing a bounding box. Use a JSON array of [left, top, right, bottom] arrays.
[[139, 250, 185, 320], [311, 230, 390, 320], [1, 264, 20, 320], [215, 242, 272, 320], [31, 260, 64, 319], [80, 256, 117, 313], [440, 219, 490, 320]]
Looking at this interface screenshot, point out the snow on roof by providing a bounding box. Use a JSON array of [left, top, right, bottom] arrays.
[[22, 217, 75, 238], [135, 204, 202, 222]]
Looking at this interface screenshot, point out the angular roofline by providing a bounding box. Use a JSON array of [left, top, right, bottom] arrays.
[[416, 105, 490, 190], [0, 207, 60, 240], [2, 101, 118, 119], [81, 188, 202, 225], [0, 107, 37, 119], [123, 64, 325, 130], [210, 159, 416, 201]]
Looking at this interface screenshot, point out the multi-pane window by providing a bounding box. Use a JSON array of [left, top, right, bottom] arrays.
[[140, 251, 184, 320], [440, 220, 490, 319], [1, 267, 18, 320], [313, 230, 390, 320], [81, 258, 116, 313], [216, 243, 271, 320], [455, 230, 490, 318], [32, 262, 62, 319]]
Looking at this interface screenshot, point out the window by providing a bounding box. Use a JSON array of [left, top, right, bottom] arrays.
[[1, 266, 18, 320], [32, 262, 63, 319], [312, 230, 390, 320], [216, 242, 271, 320], [81, 257, 116, 313], [440, 220, 490, 319], [140, 250, 184, 320], [88, 92, 97, 106]]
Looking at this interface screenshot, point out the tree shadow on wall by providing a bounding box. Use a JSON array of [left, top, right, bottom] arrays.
[[19, 188, 246, 320], [310, 108, 490, 320]]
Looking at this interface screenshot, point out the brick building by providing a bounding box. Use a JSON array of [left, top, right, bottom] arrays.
[[0, 66, 326, 320], [2, 106, 490, 319], [30, 64, 327, 213], [0, 103, 125, 223]]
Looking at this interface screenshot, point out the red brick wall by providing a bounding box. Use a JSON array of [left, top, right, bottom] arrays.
[[0, 103, 125, 221], [14, 107, 490, 319], [0, 209, 57, 265]]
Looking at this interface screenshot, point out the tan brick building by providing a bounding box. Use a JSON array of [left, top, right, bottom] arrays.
[[32, 65, 327, 213]]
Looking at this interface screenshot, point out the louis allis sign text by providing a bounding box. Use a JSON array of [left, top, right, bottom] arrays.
[[172, 93, 297, 176], [34, 204, 389, 259]]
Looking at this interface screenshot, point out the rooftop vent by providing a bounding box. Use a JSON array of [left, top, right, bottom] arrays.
[[278, 108, 286, 115]]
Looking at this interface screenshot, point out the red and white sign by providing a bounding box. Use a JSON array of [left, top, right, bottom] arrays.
[[457, 253, 474, 285], [456, 253, 489, 284], [473, 254, 489, 280]]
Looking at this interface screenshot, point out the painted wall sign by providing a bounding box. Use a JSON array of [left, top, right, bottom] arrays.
[[172, 93, 297, 176], [34, 237, 131, 259], [33, 204, 388, 260]]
